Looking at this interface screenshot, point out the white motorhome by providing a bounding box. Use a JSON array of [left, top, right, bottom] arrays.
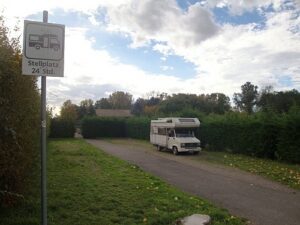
[[150, 118, 201, 155]]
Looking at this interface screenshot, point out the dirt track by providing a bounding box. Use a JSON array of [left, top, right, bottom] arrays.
[[86, 139, 300, 225]]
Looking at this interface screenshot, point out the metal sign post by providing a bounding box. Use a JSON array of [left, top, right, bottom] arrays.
[[41, 11, 47, 225], [22, 10, 65, 225]]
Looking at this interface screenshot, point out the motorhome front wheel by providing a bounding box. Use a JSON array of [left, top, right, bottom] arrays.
[[173, 146, 178, 155]]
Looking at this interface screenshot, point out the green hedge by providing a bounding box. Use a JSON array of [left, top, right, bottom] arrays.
[[49, 119, 75, 138], [199, 112, 300, 164], [81, 113, 300, 164], [125, 117, 150, 140], [81, 117, 126, 138], [81, 117, 150, 140], [199, 120, 278, 158], [277, 111, 300, 163]]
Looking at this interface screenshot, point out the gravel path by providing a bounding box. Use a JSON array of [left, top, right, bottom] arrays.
[[86, 139, 300, 225]]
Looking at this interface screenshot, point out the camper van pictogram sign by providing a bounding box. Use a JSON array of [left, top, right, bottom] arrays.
[[22, 20, 65, 77], [24, 21, 64, 61], [29, 34, 60, 51]]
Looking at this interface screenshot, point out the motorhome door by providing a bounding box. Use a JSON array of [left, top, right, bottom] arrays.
[[167, 129, 176, 149]]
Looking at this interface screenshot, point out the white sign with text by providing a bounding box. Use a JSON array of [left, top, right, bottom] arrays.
[[22, 20, 65, 77]]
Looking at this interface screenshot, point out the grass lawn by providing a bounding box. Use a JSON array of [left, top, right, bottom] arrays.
[[195, 151, 300, 190], [107, 138, 300, 190], [0, 139, 246, 225]]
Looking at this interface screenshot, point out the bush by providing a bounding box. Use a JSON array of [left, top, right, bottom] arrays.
[[81, 117, 150, 140], [199, 111, 300, 164], [80, 112, 300, 164], [81, 117, 126, 139], [0, 17, 40, 206], [126, 117, 150, 140], [276, 108, 300, 163], [199, 113, 266, 155], [49, 118, 75, 138]]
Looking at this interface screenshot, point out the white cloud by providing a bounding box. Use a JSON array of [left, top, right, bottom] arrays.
[[1, 0, 299, 110], [47, 28, 214, 109], [202, 0, 300, 14], [153, 43, 173, 56], [106, 0, 219, 48], [160, 56, 167, 61], [0, 0, 130, 18], [161, 65, 174, 71], [176, 9, 300, 92], [102, 0, 300, 95], [0, 0, 132, 34]]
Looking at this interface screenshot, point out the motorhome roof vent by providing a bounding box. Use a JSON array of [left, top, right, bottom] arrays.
[[178, 118, 195, 123]]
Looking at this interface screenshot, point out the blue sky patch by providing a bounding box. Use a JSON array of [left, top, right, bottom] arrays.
[[87, 29, 197, 78], [26, 9, 92, 27], [176, 0, 200, 11], [278, 75, 293, 87], [212, 7, 266, 26]]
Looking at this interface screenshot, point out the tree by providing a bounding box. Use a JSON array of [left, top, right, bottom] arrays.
[[203, 93, 231, 114], [159, 94, 198, 114], [60, 100, 78, 122], [233, 82, 258, 114], [212, 93, 231, 114], [147, 97, 161, 106], [77, 99, 95, 119], [95, 98, 112, 109], [131, 98, 146, 116], [158, 93, 231, 115], [258, 89, 300, 113], [108, 91, 132, 109], [0, 16, 40, 205], [144, 105, 159, 116]]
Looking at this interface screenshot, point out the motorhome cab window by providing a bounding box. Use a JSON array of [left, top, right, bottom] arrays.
[[50, 38, 58, 44], [168, 129, 175, 137], [175, 129, 194, 137]]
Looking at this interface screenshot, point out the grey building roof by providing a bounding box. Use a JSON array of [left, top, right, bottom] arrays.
[[95, 109, 132, 117]]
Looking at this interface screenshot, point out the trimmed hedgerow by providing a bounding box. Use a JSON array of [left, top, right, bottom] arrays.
[[81, 117, 126, 139], [199, 111, 300, 164], [81, 111, 300, 164], [125, 117, 150, 140], [276, 110, 300, 164], [49, 118, 75, 138], [81, 117, 150, 140], [199, 119, 277, 157]]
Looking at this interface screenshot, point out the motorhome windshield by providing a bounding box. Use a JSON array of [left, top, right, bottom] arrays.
[[175, 129, 194, 137]]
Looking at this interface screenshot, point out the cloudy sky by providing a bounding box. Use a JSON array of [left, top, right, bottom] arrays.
[[1, 0, 300, 112]]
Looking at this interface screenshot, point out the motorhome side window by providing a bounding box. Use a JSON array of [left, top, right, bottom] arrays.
[[158, 128, 166, 135], [152, 127, 158, 134], [29, 35, 39, 41]]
